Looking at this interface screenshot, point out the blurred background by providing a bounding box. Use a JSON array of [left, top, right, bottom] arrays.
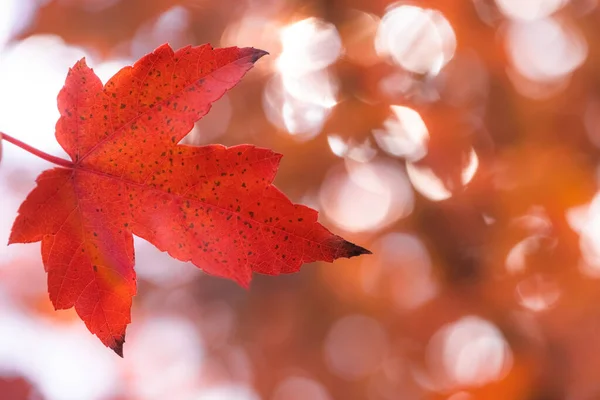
[[0, 0, 599, 399]]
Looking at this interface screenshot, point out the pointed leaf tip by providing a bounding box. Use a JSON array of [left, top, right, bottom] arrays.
[[111, 338, 124, 358], [342, 240, 372, 258], [245, 48, 269, 63]]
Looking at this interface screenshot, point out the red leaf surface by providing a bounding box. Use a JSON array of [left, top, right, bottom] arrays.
[[8, 44, 370, 356]]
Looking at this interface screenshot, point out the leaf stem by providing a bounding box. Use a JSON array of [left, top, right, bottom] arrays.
[[1, 132, 73, 168]]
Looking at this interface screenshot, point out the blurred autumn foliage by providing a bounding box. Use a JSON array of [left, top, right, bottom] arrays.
[[1, 0, 600, 399]]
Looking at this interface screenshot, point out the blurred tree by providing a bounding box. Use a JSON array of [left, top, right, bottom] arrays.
[[2, 0, 600, 399]]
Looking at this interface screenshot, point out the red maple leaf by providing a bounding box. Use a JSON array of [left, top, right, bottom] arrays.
[[4, 44, 370, 356]]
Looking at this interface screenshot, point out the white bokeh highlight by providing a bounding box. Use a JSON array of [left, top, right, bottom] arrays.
[[376, 5, 456, 75], [373, 105, 429, 161], [426, 316, 513, 390], [406, 148, 479, 201], [319, 159, 414, 232]]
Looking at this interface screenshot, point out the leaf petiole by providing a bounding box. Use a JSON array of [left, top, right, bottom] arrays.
[[1, 132, 73, 168]]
